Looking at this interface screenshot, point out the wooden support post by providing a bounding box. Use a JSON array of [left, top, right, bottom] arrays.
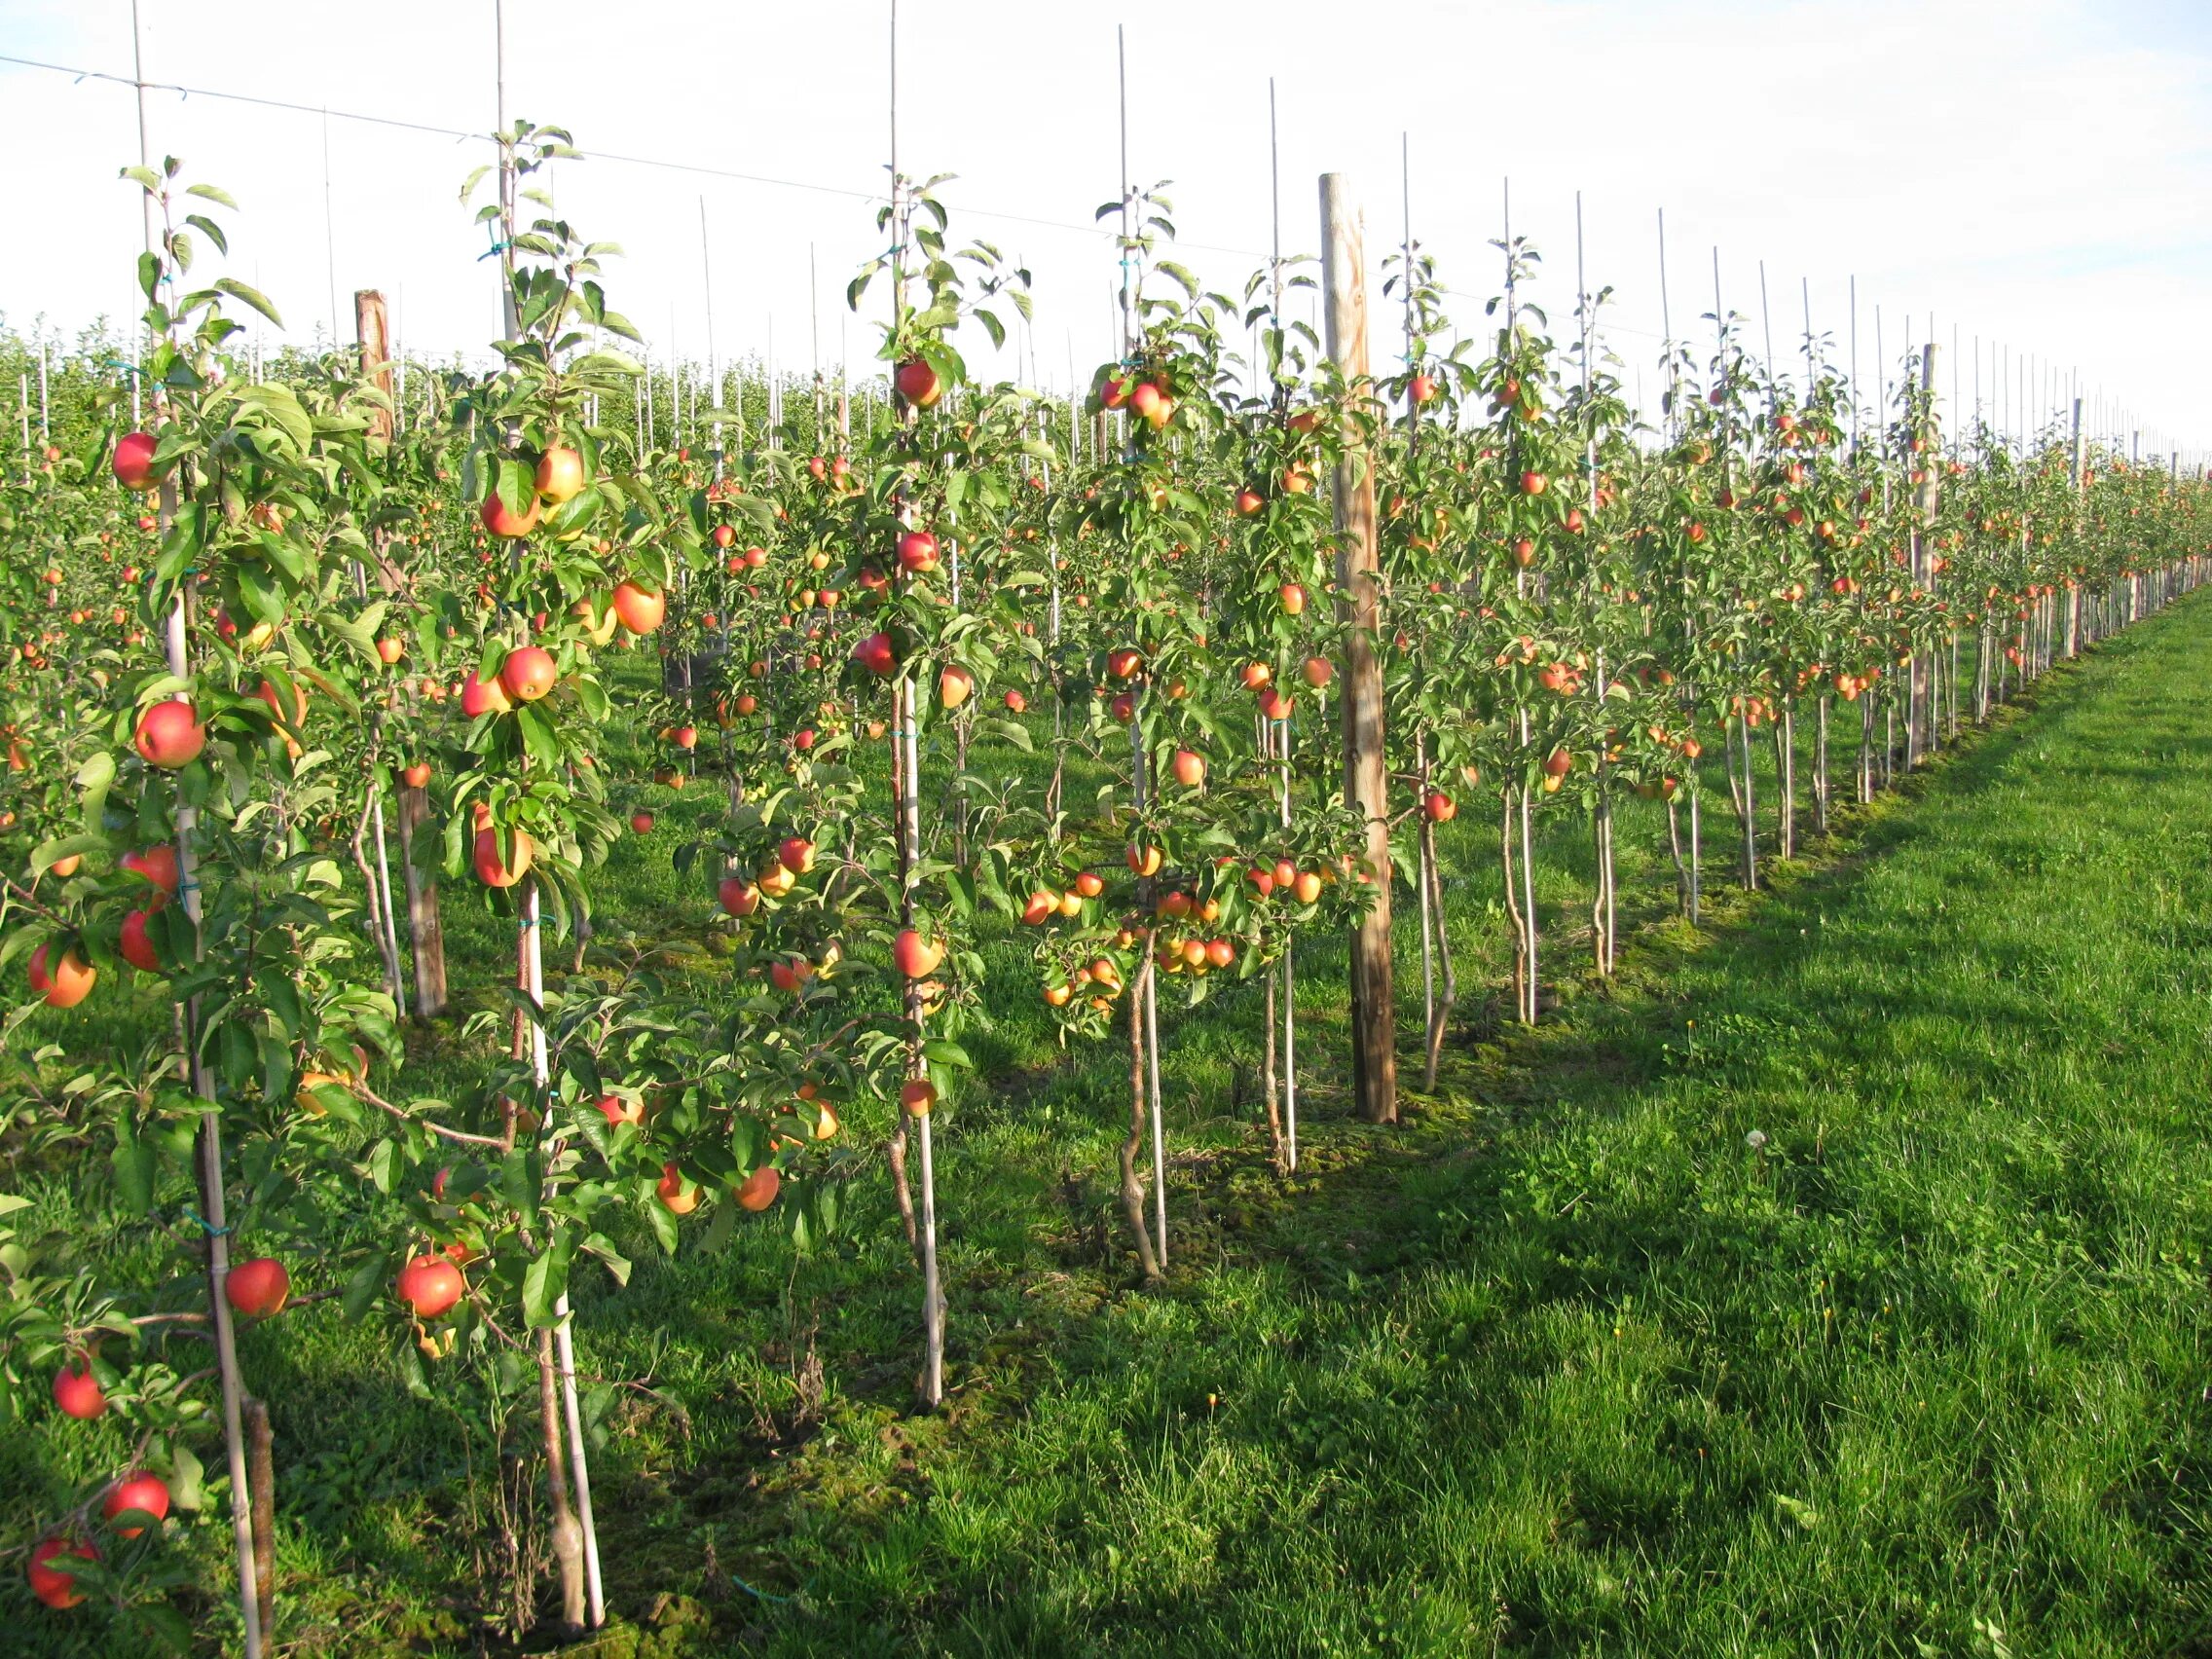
[[354, 289, 394, 445], [2067, 397, 2085, 658], [1908, 342, 1938, 766], [359, 287, 445, 1017], [1318, 172, 1396, 1126]]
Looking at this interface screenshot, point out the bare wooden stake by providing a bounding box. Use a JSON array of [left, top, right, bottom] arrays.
[[1318, 172, 1396, 1124]]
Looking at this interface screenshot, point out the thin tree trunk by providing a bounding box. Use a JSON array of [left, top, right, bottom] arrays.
[[1723, 712, 1749, 828], [245, 1398, 276, 1641], [1424, 823, 1457, 1088], [1813, 695, 1829, 834], [1262, 967, 1285, 1173], [537, 1327, 585, 1636], [1501, 790, 1529, 1023], [395, 781, 447, 1019], [1739, 715, 1758, 890]]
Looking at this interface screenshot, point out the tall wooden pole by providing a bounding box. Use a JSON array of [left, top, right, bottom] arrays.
[[350, 291, 409, 1004], [380, 281, 447, 1021], [2068, 396, 2086, 657], [1318, 173, 1397, 1126], [1907, 342, 1938, 766]]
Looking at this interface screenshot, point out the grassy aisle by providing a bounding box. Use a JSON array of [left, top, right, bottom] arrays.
[[738, 608, 2212, 1657]]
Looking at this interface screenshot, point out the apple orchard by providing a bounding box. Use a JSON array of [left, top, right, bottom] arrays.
[[1, 116, 2205, 1652]]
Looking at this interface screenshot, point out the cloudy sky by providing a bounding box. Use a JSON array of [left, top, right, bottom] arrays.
[[4, 0, 2207, 462]]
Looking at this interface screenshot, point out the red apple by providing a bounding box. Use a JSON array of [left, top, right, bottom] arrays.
[[121, 844, 178, 902], [112, 430, 158, 489], [718, 875, 761, 916], [853, 631, 898, 676], [29, 942, 94, 1009], [132, 700, 204, 769], [473, 826, 533, 888], [611, 581, 666, 635], [461, 670, 512, 719], [656, 1162, 698, 1215], [535, 445, 585, 503], [225, 1257, 289, 1318], [595, 1092, 644, 1127], [939, 664, 975, 709], [895, 358, 942, 408], [897, 530, 940, 573], [498, 645, 558, 703], [735, 1166, 781, 1211], [119, 908, 161, 973], [28, 1537, 97, 1609], [102, 1473, 170, 1539], [52, 1364, 106, 1420], [1170, 749, 1206, 788], [396, 1253, 465, 1319], [480, 491, 541, 538], [893, 929, 945, 977]]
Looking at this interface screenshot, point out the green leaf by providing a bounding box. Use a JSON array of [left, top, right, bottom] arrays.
[[343, 1255, 387, 1322], [699, 1201, 734, 1255], [500, 1146, 539, 1231], [167, 1442, 206, 1511], [76, 751, 116, 833], [921, 1038, 974, 1071], [214, 277, 284, 328], [365, 1138, 400, 1196], [32, 832, 107, 876], [579, 1233, 632, 1287], [111, 1120, 158, 1214], [522, 1227, 576, 1328]]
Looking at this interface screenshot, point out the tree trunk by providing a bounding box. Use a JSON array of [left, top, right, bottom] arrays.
[[244, 1397, 276, 1641], [536, 1328, 585, 1637], [1120, 948, 1162, 1283], [395, 782, 447, 1019]]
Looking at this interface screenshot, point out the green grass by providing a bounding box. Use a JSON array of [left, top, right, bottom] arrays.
[[11, 605, 2212, 1655]]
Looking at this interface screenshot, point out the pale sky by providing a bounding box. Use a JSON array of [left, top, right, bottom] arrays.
[[4, 0, 2207, 463]]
